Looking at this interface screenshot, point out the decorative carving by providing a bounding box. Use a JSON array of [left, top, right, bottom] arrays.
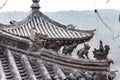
[[108, 70, 118, 80], [99, 40, 104, 52], [93, 40, 110, 60], [66, 24, 76, 29], [0, 36, 28, 50], [93, 72, 107, 80], [47, 41, 62, 53], [68, 73, 76, 80], [30, 28, 47, 41], [77, 43, 90, 59], [17, 42, 28, 50], [107, 59, 114, 65], [78, 71, 109, 80], [32, 0, 40, 3], [63, 43, 77, 55], [3, 38, 14, 46], [31, 0, 40, 11], [9, 20, 17, 26], [81, 71, 93, 80], [29, 29, 48, 51]]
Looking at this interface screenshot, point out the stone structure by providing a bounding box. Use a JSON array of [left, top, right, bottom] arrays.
[[63, 43, 77, 55], [93, 40, 110, 60], [77, 43, 90, 59]]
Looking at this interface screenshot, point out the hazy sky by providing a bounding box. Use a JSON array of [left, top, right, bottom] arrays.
[[0, 0, 120, 12]]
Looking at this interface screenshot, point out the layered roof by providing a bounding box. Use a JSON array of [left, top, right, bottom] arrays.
[[0, 0, 95, 44], [0, 29, 109, 80], [0, 44, 109, 80], [0, 0, 112, 80], [0, 28, 108, 80]]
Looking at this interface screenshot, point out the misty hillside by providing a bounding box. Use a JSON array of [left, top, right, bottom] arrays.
[[0, 10, 120, 79]]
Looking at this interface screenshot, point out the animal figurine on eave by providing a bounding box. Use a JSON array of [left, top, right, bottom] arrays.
[[62, 43, 78, 55], [92, 40, 110, 60], [47, 41, 62, 53], [77, 43, 90, 59]]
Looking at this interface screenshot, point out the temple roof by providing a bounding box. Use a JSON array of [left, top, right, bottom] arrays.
[[0, 28, 110, 80], [0, 38, 113, 80], [0, 0, 95, 44], [0, 45, 109, 80], [0, 0, 113, 80], [3, 11, 94, 38]]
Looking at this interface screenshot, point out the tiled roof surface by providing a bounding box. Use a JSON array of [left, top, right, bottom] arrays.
[[3, 11, 94, 40], [0, 0, 110, 80], [0, 0, 95, 44], [0, 48, 109, 80]]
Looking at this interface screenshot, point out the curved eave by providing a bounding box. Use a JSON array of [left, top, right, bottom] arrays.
[[0, 23, 10, 29], [0, 43, 110, 72], [0, 48, 109, 80], [46, 33, 94, 45], [0, 30, 30, 44], [1, 10, 95, 44], [3, 11, 67, 29], [0, 29, 94, 47]]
